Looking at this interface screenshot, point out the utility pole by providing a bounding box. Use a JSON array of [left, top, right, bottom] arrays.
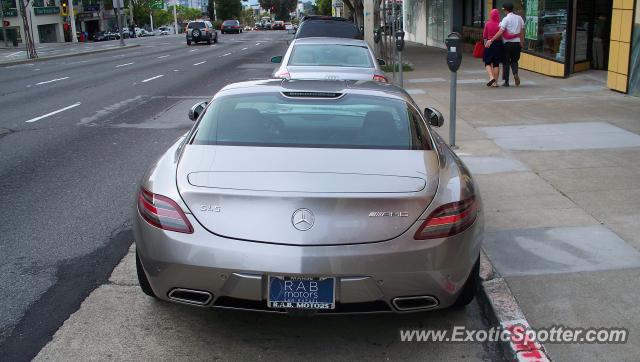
[[1, 2, 9, 47], [149, 11, 153, 31], [19, 0, 37, 58], [113, 0, 125, 46], [129, 0, 134, 26], [172, 0, 178, 35], [68, 0, 77, 42]]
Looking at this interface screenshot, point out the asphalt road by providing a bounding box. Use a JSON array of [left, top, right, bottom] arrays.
[[0, 31, 504, 361], [0, 31, 290, 360]]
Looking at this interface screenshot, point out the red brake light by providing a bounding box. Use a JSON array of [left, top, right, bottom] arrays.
[[373, 74, 388, 83], [274, 70, 290, 79], [138, 188, 193, 234], [414, 196, 477, 239]]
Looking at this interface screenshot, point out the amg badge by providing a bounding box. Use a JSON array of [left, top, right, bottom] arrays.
[[368, 211, 409, 217]]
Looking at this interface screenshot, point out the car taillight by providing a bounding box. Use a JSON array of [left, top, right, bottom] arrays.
[[137, 188, 193, 234], [373, 74, 388, 83], [414, 196, 477, 239], [274, 70, 290, 79]]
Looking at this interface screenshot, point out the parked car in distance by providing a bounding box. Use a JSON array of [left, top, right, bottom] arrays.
[[271, 37, 388, 83], [158, 26, 174, 35], [295, 16, 362, 39], [93, 31, 111, 41], [221, 20, 242, 34], [186, 20, 218, 45], [134, 79, 482, 314], [272, 20, 285, 30]]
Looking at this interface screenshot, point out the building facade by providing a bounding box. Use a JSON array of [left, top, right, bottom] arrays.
[[1, 0, 128, 44], [2, 0, 66, 44], [401, 0, 640, 94]]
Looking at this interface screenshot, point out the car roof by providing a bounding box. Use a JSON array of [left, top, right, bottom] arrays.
[[216, 80, 414, 104], [292, 37, 370, 47], [301, 16, 349, 22]]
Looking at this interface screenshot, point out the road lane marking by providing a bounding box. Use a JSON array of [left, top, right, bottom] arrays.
[[115, 62, 134, 68], [157, 55, 170, 59], [256, 43, 260, 45], [173, 69, 180, 72], [193, 61, 206, 65], [25, 102, 81, 123], [141, 75, 164, 83], [5, 51, 23, 57], [221, 52, 231, 57], [36, 77, 69, 85], [190, 49, 197, 52], [241, 47, 248, 50]]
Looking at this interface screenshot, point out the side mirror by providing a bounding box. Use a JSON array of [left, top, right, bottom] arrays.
[[271, 55, 283, 63], [188, 101, 207, 121], [377, 58, 386, 66], [424, 107, 444, 127]]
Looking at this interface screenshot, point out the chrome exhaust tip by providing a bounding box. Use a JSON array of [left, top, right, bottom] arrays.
[[167, 288, 213, 306], [392, 296, 439, 311]]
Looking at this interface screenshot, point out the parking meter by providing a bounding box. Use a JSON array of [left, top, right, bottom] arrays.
[[373, 28, 381, 44], [394, 30, 405, 51], [445, 32, 462, 148], [394, 31, 405, 87], [445, 32, 462, 72]]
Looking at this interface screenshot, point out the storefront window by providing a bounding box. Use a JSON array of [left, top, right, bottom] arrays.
[[428, 0, 452, 46], [522, 0, 569, 61], [464, 0, 484, 28]]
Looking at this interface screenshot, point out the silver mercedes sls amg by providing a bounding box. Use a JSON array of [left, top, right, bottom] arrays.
[[134, 79, 483, 314]]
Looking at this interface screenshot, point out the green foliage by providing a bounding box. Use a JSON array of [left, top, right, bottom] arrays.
[[258, 0, 297, 20], [315, 0, 331, 16], [216, 0, 242, 21], [381, 63, 414, 72], [239, 8, 255, 26]]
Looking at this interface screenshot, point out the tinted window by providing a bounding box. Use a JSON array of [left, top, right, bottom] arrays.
[[192, 93, 429, 150], [296, 21, 362, 39], [289, 44, 373, 68], [188, 22, 205, 29], [223, 20, 238, 26], [408, 108, 430, 150]]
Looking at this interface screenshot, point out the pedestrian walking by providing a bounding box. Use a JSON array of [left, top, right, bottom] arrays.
[[482, 9, 505, 87], [485, 2, 524, 87]]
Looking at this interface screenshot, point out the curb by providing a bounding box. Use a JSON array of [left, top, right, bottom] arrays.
[[478, 250, 552, 362], [0, 44, 140, 67]]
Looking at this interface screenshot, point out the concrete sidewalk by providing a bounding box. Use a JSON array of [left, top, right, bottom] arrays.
[[400, 42, 640, 360], [0, 36, 172, 65]]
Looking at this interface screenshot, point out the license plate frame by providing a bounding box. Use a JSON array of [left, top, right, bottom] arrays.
[[267, 276, 335, 310]]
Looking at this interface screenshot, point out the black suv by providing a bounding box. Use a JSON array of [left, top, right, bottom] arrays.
[[186, 20, 218, 45], [295, 16, 362, 40]]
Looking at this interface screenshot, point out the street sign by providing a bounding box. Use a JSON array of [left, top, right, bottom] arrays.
[[150, 0, 164, 9], [2, 20, 9, 27]]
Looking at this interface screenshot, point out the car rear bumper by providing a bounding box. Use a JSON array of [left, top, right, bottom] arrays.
[[134, 210, 483, 313]]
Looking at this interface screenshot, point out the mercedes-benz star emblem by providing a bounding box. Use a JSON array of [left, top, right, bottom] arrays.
[[292, 208, 315, 231]]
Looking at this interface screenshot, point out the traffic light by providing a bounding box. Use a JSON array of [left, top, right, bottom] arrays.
[[61, 0, 68, 16]]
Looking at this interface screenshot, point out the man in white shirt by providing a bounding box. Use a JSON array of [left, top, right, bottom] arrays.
[[485, 2, 525, 86]]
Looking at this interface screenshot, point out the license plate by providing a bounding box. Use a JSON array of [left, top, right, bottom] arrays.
[[268, 276, 335, 309]]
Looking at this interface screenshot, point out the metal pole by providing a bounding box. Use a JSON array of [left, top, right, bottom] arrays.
[[398, 49, 403, 87], [115, 6, 125, 46], [149, 11, 153, 31], [1, 3, 8, 47], [391, 0, 395, 81], [449, 70, 457, 148], [68, 0, 77, 42]]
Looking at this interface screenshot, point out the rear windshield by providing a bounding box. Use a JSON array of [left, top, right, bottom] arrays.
[[296, 21, 362, 39], [223, 20, 238, 25], [289, 44, 373, 68], [188, 22, 205, 29], [192, 93, 430, 150]]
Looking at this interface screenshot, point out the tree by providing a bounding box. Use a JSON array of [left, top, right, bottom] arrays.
[[258, 0, 297, 20], [216, 0, 241, 20], [207, 0, 215, 20], [239, 8, 255, 26], [315, 0, 331, 15]]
